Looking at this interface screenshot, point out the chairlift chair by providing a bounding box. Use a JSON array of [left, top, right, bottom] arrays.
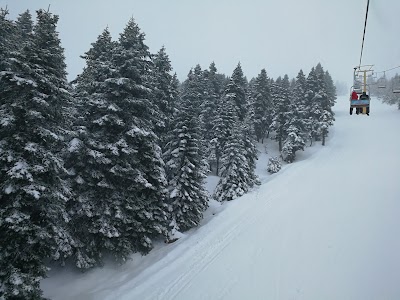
[[377, 77, 386, 89], [377, 71, 387, 89], [392, 77, 400, 93], [349, 85, 370, 116]]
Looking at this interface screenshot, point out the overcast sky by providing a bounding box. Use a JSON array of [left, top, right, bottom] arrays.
[[2, 0, 399, 85]]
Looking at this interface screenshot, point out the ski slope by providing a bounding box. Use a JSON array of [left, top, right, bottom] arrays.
[[42, 96, 400, 300]]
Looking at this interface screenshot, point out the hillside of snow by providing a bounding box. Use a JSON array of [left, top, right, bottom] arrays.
[[42, 95, 400, 300]]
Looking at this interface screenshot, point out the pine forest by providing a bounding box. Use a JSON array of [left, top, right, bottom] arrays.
[[0, 8, 336, 299]]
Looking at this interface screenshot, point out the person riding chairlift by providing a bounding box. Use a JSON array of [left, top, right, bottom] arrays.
[[359, 91, 370, 116], [350, 90, 358, 115], [359, 91, 369, 100]]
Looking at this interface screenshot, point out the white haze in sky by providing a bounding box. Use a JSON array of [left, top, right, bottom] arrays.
[[2, 0, 399, 84]]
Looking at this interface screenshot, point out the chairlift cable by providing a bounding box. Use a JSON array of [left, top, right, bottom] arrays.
[[375, 65, 400, 75], [359, 0, 370, 68]]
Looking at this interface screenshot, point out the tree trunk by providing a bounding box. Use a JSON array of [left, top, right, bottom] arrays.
[[216, 153, 220, 176], [278, 128, 283, 151]]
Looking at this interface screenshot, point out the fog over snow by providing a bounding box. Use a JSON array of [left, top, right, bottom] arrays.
[[3, 0, 400, 83]]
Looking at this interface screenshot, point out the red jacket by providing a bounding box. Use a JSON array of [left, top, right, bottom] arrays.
[[351, 91, 358, 100]]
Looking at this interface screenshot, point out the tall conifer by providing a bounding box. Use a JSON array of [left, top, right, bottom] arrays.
[[0, 10, 74, 299]]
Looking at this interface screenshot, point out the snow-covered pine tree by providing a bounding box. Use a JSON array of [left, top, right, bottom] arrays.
[[201, 64, 219, 139], [226, 62, 248, 121], [281, 125, 306, 163], [242, 109, 260, 187], [270, 75, 292, 151], [68, 19, 169, 268], [315, 62, 324, 77], [66, 27, 118, 269], [214, 64, 259, 201], [267, 156, 282, 173], [0, 10, 74, 299], [319, 110, 334, 146], [180, 65, 206, 107], [211, 73, 240, 176], [152, 46, 178, 149], [305, 67, 321, 145], [289, 78, 296, 92], [210, 63, 248, 177], [202, 62, 226, 172], [315, 69, 334, 146], [210, 96, 224, 176], [248, 77, 256, 94], [292, 70, 308, 120], [381, 74, 400, 108], [179, 65, 209, 165], [105, 17, 170, 255], [0, 7, 17, 72], [281, 69, 308, 162], [324, 70, 337, 108], [252, 68, 273, 143], [163, 96, 209, 234], [208, 62, 225, 98], [15, 10, 33, 41], [214, 90, 254, 201]]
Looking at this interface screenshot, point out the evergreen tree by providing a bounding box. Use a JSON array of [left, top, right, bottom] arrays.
[[152, 46, 178, 148], [214, 95, 249, 201], [66, 27, 119, 268], [113, 17, 169, 253], [315, 62, 324, 76], [281, 124, 306, 163], [267, 156, 282, 173], [0, 8, 17, 72], [226, 62, 248, 121], [324, 70, 337, 107], [381, 75, 400, 108], [180, 65, 206, 119], [68, 19, 169, 268], [211, 66, 243, 177], [210, 97, 224, 176], [304, 65, 335, 146], [208, 62, 225, 98], [163, 98, 208, 234], [305, 67, 321, 145], [289, 78, 296, 92], [179, 65, 208, 167], [202, 62, 226, 172], [241, 111, 260, 187], [316, 69, 334, 145], [252, 69, 272, 143], [270, 75, 292, 151], [214, 85, 257, 201], [0, 10, 74, 299], [202, 63, 221, 139], [282, 69, 308, 160], [292, 70, 308, 114], [15, 10, 33, 41]]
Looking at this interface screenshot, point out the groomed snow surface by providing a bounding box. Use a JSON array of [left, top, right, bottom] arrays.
[[42, 96, 400, 300]]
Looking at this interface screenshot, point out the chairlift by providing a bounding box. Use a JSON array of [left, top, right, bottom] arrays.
[[349, 86, 370, 116], [377, 71, 386, 89], [350, 66, 372, 116], [393, 78, 400, 93]]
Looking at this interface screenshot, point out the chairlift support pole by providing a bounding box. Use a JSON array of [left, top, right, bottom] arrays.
[[355, 65, 373, 94]]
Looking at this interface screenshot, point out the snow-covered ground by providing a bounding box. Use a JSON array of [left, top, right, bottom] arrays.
[[42, 96, 400, 300]]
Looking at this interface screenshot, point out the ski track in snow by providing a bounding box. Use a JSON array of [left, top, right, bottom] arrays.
[[42, 96, 400, 300]]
